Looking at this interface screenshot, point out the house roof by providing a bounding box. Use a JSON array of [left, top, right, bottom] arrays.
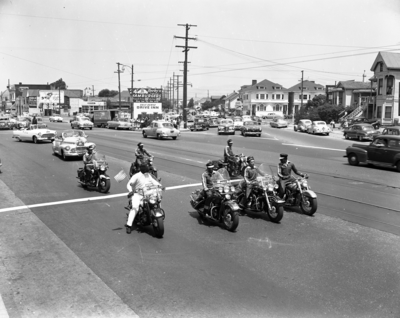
[[241, 79, 287, 92], [370, 51, 400, 71], [337, 80, 373, 90], [210, 95, 225, 100], [225, 92, 239, 101], [286, 80, 325, 92], [64, 90, 83, 98]]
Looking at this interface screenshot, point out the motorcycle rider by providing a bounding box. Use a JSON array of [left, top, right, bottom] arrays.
[[83, 144, 98, 182], [201, 161, 220, 216], [277, 153, 305, 199], [134, 142, 152, 173], [125, 164, 162, 234], [239, 156, 265, 208], [224, 139, 237, 172]]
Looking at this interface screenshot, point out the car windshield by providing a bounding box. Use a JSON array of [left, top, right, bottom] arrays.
[[18, 116, 29, 121], [62, 130, 85, 138], [81, 117, 90, 121], [315, 122, 326, 125], [29, 124, 47, 130], [362, 126, 374, 131], [161, 123, 173, 128], [120, 118, 129, 122], [221, 120, 233, 124], [277, 119, 286, 123], [244, 121, 256, 126], [301, 121, 311, 124]]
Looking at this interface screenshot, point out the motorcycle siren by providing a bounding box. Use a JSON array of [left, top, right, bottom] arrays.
[[206, 161, 214, 169], [247, 156, 255, 163]]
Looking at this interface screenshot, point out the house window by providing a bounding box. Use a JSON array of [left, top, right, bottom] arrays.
[[282, 94, 284, 99], [260, 94, 265, 99], [386, 76, 394, 95], [272, 94, 275, 100], [266, 94, 268, 99], [378, 78, 383, 95], [380, 63, 383, 72], [384, 106, 392, 119], [377, 106, 382, 118], [256, 94, 259, 100], [256, 106, 260, 111], [276, 94, 281, 100]]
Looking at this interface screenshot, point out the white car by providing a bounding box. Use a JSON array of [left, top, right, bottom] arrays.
[[142, 121, 180, 140], [13, 124, 57, 143], [307, 121, 331, 135], [52, 130, 94, 160], [71, 117, 94, 130], [49, 115, 64, 122], [233, 117, 244, 131]]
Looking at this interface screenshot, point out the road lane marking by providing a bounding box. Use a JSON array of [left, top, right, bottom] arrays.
[[282, 143, 344, 152], [0, 295, 9, 318], [0, 180, 241, 213]]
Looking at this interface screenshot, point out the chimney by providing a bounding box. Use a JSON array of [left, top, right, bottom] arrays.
[[252, 80, 257, 85]]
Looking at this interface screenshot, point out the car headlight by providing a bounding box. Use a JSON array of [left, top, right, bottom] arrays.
[[65, 146, 70, 151], [225, 194, 231, 200], [38, 132, 42, 136]]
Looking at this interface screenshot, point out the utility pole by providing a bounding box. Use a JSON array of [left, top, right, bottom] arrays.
[[175, 23, 197, 127], [172, 72, 175, 112], [300, 70, 304, 111], [176, 75, 180, 112], [362, 70, 366, 82], [115, 62, 122, 110], [92, 85, 95, 96]]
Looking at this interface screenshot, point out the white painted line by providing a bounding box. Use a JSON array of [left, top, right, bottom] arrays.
[[0, 295, 9, 318], [0, 179, 242, 213], [282, 143, 344, 152], [151, 151, 204, 164]]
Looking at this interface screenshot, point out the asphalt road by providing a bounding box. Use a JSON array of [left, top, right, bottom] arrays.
[[1, 122, 400, 318]]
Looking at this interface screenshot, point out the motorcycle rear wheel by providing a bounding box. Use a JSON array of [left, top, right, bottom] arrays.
[[99, 178, 111, 193], [266, 203, 284, 223], [153, 217, 164, 238], [223, 208, 239, 232], [300, 196, 317, 216]]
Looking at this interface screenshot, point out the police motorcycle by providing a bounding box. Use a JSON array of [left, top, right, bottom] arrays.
[[190, 169, 240, 232], [215, 153, 248, 178], [278, 174, 317, 216], [125, 184, 165, 238], [77, 153, 111, 193], [129, 155, 158, 179], [234, 163, 284, 223]]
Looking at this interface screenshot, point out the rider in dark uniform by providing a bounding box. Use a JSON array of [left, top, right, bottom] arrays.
[[134, 142, 152, 172], [224, 139, 237, 172], [201, 161, 220, 215], [83, 144, 97, 182], [238, 156, 265, 208], [277, 153, 305, 198]]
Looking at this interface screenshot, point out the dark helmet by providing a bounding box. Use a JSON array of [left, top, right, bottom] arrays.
[[88, 144, 96, 151], [140, 164, 150, 174], [227, 139, 233, 145], [138, 142, 144, 148], [247, 156, 254, 163], [206, 161, 214, 169], [280, 153, 288, 160]]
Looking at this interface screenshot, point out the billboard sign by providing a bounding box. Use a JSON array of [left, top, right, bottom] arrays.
[[39, 90, 64, 105], [28, 96, 38, 108], [128, 88, 162, 102], [133, 103, 162, 119]]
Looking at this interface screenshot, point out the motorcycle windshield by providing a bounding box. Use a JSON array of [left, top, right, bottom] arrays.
[[211, 170, 230, 186], [94, 153, 107, 165], [257, 163, 277, 186]]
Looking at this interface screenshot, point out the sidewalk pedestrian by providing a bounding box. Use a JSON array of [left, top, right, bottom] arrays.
[[330, 120, 335, 130]]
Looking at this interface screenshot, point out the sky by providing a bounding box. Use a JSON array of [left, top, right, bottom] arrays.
[[0, 0, 399, 99]]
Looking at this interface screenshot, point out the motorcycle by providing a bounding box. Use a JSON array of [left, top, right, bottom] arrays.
[[77, 153, 111, 193], [235, 163, 284, 223], [190, 169, 240, 232], [279, 174, 318, 216], [129, 155, 158, 179], [126, 185, 165, 238], [221, 153, 248, 178]]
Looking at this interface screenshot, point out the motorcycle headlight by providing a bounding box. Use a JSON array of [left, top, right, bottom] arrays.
[[65, 146, 70, 151], [224, 185, 229, 193], [230, 186, 235, 192], [267, 186, 274, 192], [149, 198, 156, 204], [218, 187, 223, 193], [100, 165, 106, 171], [274, 184, 279, 189], [302, 181, 308, 188], [225, 194, 231, 200]]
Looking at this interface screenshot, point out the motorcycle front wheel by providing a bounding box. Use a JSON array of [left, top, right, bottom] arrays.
[[98, 178, 111, 193], [266, 202, 284, 223], [223, 208, 239, 232], [153, 217, 164, 238], [300, 195, 317, 216]]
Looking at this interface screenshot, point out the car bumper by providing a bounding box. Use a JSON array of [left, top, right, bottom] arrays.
[[244, 131, 261, 135], [160, 132, 180, 137]]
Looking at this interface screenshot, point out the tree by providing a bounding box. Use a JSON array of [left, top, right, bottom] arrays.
[[188, 98, 194, 108], [109, 90, 119, 97], [50, 78, 67, 89], [99, 89, 110, 97]]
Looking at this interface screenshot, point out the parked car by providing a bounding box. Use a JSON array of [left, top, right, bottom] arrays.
[[16, 116, 31, 128], [0, 116, 15, 130], [381, 126, 400, 136], [49, 115, 64, 122], [106, 118, 133, 130], [262, 112, 284, 119], [217, 119, 235, 135], [233, 117, 244, 131], [186, 119, 195, 130], [307, 121, 331, 135], [270, 117, 288, 128], [52, 130, 94, 160], [142, 120, 180, 140], [348, 117, 379, 127], [12, 124, 56, 143], [240, 120, 262, 137], [190, 118, 209, 131], [71, 116, 94, 130], [294, 119, 312, 132], [344, 135, 400, 172], [242, 115, 251, 122], [343, 123, 380, 141], [208, 117, 219, 128]]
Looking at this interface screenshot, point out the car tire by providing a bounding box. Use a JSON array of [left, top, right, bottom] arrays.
[[89, 127, 92, 130], [326, 133, 329, 136], [232, 131, 235, 135], [115, 126, 118, 130], [61, 150, 68, 161], [396, 161, 400, 173], [143, 131, 147, 138], [33, 136, 38, 144], [157, 134, 161, 140], [348, 153, 359, 166], [258, 134, 261, 137], [345, 134, 349, 140], [172, 136, 177, 140]]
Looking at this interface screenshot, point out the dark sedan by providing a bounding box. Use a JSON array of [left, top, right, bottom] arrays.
[[343, 123, 380, 141], [240, 120, 262, 137]]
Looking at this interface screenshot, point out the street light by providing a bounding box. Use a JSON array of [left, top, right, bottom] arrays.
[[118, 64, 141, 118]]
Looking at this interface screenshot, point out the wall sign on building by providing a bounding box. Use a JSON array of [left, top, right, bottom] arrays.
[[133, 103, 162, 119], [129, 88, 162, 102]]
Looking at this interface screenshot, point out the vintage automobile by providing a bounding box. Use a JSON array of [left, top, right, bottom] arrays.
[[233, 117, 244, 131], [106, 118, 133, 130], [71, 116, 94, 130], [49, 115, 64, 122], [142, 120, 180, 140], [307, 121, 331, 135], [190, 118, 209, 131], [0, 117, 15, 130], [344, 135, 400, 172], [186, 119, 195, 130], [294, 119, 312, 132], [16, 116, 31, 128], [217, 119, 235, 135], [208, 117, 219, 128], [52, 130, 95, 160], [270, 117, 288, 128], [12, 124, 56, 143], [240, 120, 262, 137], [343, 123, 380, 141], [381, 126, 400, 136]]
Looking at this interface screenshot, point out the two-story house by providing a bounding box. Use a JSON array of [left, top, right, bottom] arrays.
[[370, 51, 400, 125], [286, 80, 325, 114], [239, 79, 288, 117], [224, 91, 239, 114]]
